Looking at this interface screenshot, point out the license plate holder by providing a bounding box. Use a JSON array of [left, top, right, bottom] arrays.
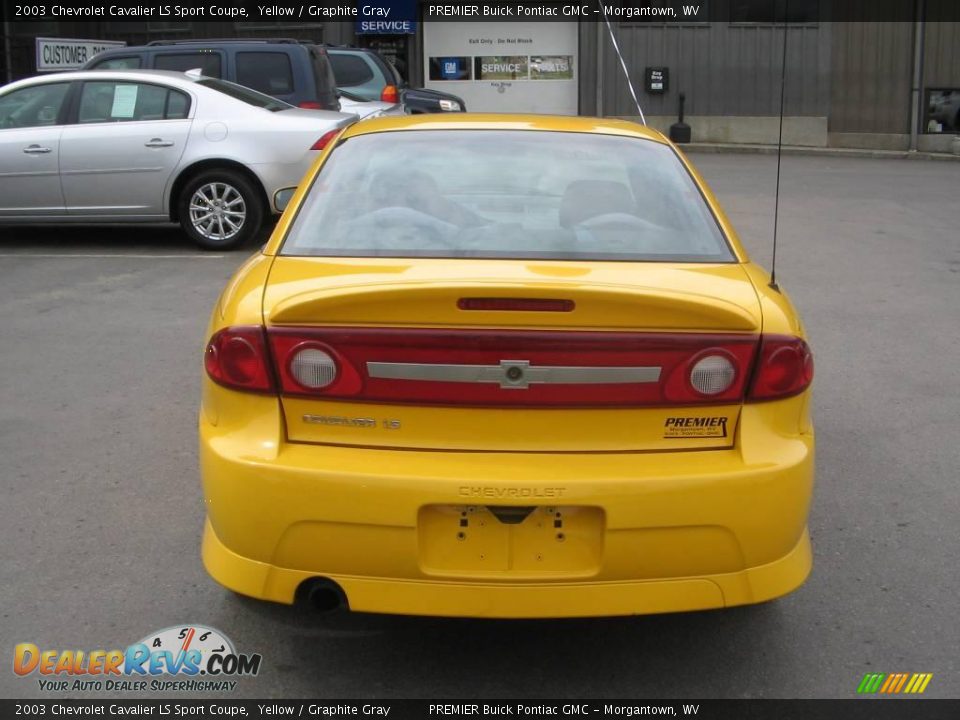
[[418, 504, 604, 577]]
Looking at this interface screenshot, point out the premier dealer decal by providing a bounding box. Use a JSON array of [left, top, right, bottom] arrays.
[[663, 416, 729, 439]]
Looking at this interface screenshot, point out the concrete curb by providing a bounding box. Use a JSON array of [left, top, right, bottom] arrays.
[[678, 142, 960, 162]]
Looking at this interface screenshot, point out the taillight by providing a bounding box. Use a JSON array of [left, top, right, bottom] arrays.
[[204, 326, 274, 392], [267, 328, 758, 407], [748, 335, 814, 401], [311, 129, 341, 151], [380, 85, 399, 103], [298, 101, 323, 110], [270, 334, 363, 397], [661, 345, 752, 405]]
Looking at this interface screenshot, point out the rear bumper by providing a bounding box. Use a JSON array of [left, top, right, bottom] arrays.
[[202, 520, 811, 618], [199, 392, 814, 618]]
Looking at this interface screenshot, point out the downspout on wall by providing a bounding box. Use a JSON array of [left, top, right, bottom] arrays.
[[3, 20, 14, 84], [909, 0, 926, 151]]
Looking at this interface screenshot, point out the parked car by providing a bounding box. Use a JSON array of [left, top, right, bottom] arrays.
[[337, 88, 406, 121], [84, 39, 342, 112], [0, 69, 354, 249], [328, 47, 466, 113], [200, 114, 815, 618]]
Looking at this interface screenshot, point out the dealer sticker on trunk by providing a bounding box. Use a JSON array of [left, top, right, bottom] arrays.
[[663, 416, 729, 438]]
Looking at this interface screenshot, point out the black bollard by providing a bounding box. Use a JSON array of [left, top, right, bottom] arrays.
[[669, 92, 692, 144]]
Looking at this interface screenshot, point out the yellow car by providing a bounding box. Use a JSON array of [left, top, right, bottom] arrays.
[[200, 114, 814, 618]]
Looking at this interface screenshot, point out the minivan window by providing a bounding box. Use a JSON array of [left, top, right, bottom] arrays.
[[195, 78, 291, 111], [155, 52, 223, 78], [329, 54, 375, 87], [236, 52, 294, 95], [92, 56, 142, 70]]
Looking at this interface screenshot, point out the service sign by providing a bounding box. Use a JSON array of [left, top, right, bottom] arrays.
[[355, 0, 418, 34], [36, 37, 127, 72]]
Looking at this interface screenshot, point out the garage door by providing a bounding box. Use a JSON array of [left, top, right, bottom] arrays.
[[423, 21, 579, 114]]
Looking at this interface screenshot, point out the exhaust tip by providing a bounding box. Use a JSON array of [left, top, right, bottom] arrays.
[[295, 578, 349, 614]]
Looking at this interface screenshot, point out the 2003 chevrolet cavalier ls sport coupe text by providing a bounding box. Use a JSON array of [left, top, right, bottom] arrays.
[[199, 114, 815, 618]]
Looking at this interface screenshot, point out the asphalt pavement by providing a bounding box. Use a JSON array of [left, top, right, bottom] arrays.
[[1, 154, 958, 699]]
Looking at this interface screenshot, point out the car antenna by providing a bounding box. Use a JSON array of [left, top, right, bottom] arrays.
[[600, 6, 646, 125], [770, 0, 790, 292]]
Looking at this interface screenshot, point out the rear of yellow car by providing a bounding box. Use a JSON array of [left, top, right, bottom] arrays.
[[199, 116, 814, 618]]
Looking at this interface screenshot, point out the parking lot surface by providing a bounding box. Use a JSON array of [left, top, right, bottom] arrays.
[[1, 154, 958, 699]]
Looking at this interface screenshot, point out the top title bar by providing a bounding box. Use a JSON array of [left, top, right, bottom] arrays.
[[2, 1, 959, 23]]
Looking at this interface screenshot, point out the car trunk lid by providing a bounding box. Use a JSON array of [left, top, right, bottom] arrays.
[[262, 257, 762, 452]]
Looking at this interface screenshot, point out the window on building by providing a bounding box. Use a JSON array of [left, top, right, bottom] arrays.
[[236, 52, 295, 95], [232, 21, 323, 33], [731, 0, 819, 23], [925, 89, 960, 134], [154, 53, 223, 78], [147, 21, 189, 33]]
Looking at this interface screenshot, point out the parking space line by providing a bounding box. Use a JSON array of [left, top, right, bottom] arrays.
[[0, 253, 227, 259]]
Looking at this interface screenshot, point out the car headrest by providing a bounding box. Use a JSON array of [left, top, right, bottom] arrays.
[[559, 180, 635, 228]]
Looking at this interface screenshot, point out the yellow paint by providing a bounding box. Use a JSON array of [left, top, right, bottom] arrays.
[[200, 114, 814, 617]]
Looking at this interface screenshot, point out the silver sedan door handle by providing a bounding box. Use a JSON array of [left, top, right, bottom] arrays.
[[144, 138, 174, 148], [23, 145, 52, 154]]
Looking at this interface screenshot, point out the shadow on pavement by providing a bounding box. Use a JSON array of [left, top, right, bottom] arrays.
[[0, 223, 273, 253]]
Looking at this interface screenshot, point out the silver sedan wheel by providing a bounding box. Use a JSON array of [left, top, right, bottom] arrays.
[[188, 182, 246, 241]]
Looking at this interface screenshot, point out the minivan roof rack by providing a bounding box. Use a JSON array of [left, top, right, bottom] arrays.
[[146, 38, 312, 47]]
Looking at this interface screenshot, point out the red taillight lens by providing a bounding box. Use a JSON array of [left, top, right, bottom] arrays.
[[380, 85, 399, 103], [311, 129, 341, 151], [204, 326, 274, 392], [748, 335, 814, 401], [298, 101, 323, 110]]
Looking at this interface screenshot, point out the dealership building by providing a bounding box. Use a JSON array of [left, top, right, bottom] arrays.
[[2, 1, 959, 152]]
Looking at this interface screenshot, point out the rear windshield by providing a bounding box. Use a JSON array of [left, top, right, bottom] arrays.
[[195, 78, 291, 111], [280, 130, 734, 262]]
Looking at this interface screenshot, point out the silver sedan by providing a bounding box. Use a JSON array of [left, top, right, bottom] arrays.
[[0, 69, 355, 249]]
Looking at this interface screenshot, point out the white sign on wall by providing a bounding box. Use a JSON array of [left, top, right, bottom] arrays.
[[423, 22, 579, 115], [36, 37, 127, 72]]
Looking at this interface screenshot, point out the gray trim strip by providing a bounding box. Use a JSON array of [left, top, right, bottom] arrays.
[[366, 360, 661, 390]]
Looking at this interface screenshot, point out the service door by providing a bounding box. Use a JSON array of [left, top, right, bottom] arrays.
[[423, 22, 578, 114]]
